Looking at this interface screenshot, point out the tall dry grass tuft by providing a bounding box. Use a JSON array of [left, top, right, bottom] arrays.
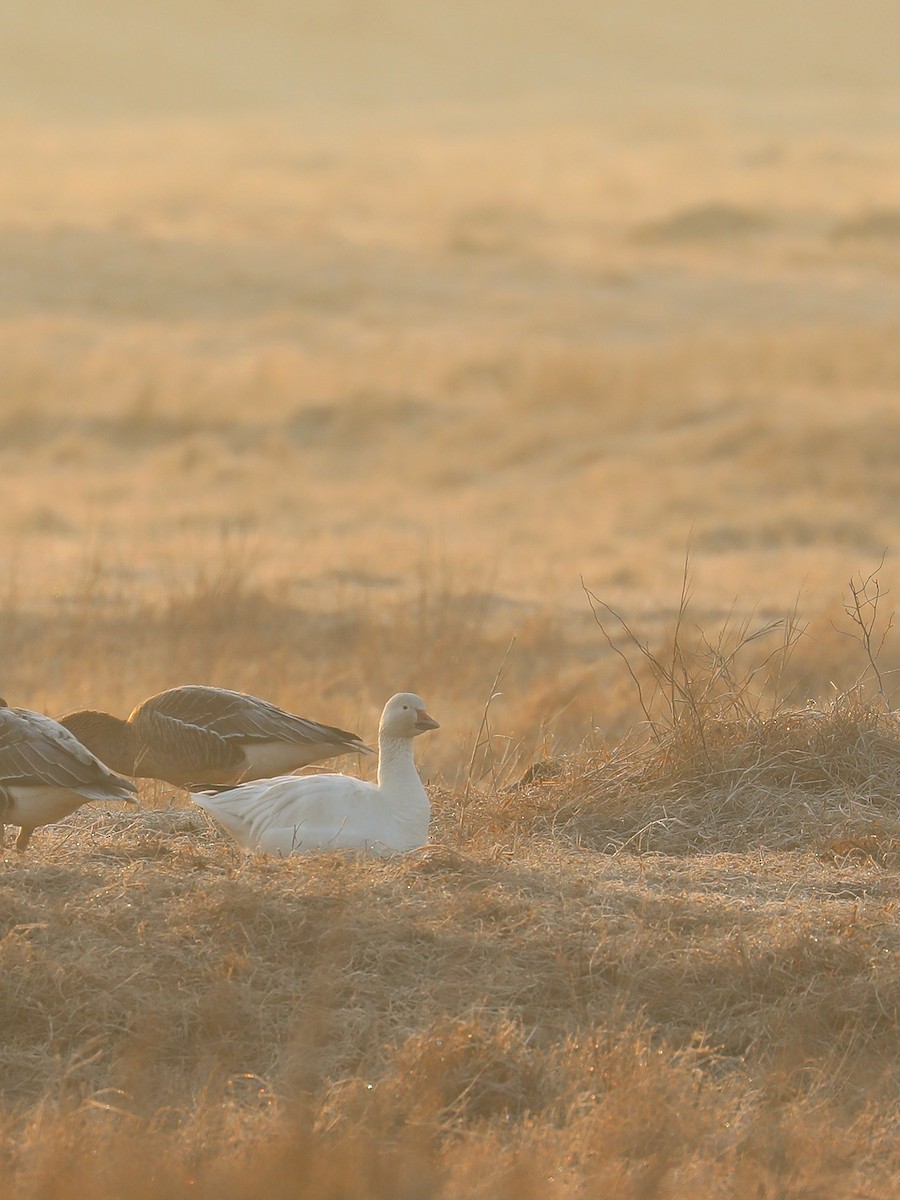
[[515, 571, 900, 860]]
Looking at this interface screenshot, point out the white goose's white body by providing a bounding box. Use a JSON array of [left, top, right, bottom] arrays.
[[193, 693, 438, 857]]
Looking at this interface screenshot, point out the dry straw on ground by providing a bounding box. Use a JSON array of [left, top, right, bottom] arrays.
[[2, 580, 899, 1198], [2, 11, 900, 1187]]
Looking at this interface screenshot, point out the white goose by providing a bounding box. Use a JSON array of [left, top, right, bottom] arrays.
[[193, 692, 439, 856], [59, 685, 373, 789], [0, 701, 139, 850]]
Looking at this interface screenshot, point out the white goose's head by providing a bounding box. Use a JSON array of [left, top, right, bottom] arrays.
[[380, 693, 440, 740]]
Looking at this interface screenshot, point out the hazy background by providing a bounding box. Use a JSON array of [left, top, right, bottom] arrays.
[[0, 1, 899, 754], [2, 1, 899, 127]]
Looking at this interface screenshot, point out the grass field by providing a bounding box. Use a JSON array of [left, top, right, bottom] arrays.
[[1, 3, 900, 1195]]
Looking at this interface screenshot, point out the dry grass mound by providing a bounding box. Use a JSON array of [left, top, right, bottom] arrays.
[[524, 576, 900, 859], [564, 690, 900, 858]]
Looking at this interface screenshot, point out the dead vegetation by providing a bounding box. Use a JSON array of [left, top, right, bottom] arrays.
[[2, 790, 899, 1198], [523, 570, 900, 862], [2, 576, 899, 1197], [1, 15, 899, 1188]]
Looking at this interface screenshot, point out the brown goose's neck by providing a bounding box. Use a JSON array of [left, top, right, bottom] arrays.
[[57, 710, 137, 776]]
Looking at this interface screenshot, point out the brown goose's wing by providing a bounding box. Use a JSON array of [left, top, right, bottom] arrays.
[[0, 708, 138, 801], [128, 706, 243, 784], [136, 686, 372, 755]]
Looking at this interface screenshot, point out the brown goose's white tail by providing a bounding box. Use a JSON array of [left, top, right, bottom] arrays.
[[0, 704, 138, 851]]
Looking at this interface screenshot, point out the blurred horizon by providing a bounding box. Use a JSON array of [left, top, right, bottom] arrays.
[[2, 1, 898, 133]]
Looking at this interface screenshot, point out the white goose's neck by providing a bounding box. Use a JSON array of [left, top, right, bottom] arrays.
[[376, 732, 422, 791], [375, 730, 430, 847]]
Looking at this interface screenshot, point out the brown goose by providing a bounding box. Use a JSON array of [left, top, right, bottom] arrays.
[[0, 700, 139, 851], [58, 685, 374, 790]]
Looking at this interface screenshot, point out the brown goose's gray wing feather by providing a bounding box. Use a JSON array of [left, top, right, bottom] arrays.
[[0, 709, 138, 800], [137, 686, 370, 751], [134, 707, 242, 778]]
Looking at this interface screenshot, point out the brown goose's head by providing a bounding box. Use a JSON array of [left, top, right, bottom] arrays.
[[57, 709, 138, 776]]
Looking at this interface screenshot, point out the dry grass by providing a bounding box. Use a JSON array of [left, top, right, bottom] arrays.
[[2, 8, 900, 1190], [2, 598, 900, 1197], [0, 111, 899, 620], [2, 791, 899, 1198]]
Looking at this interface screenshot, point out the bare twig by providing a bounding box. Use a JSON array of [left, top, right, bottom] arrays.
[[581, 577, 661, 739], [463, 637, 517, 809], [583, 558, 807, 771], [838, 555, 894, 709]]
